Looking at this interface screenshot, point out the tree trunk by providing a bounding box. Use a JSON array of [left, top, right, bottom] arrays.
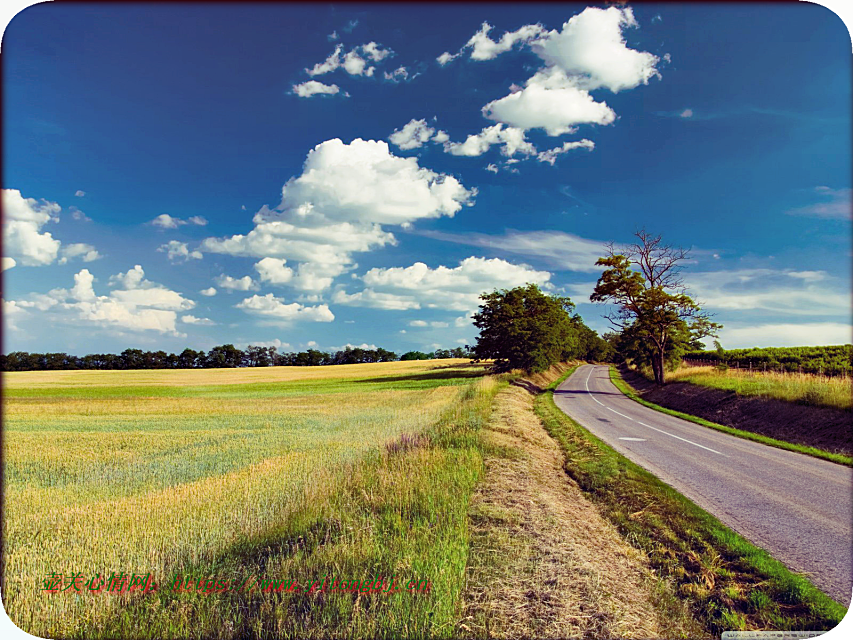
[[652, 348, 665, 385]]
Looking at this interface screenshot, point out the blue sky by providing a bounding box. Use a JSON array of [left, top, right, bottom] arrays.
[[3, 2, 851, 356]]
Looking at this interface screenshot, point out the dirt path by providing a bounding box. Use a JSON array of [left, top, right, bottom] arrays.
[[459, 368, 689, 638]]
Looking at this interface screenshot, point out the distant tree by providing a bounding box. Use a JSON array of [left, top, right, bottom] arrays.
[[472, 283, 577, 373], [205, 344, 244, 368], [591, 230, 720, 385], [400, 351, 432, 361]]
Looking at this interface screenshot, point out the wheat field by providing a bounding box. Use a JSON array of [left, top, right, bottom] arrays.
[[2, 359, 491, 638]]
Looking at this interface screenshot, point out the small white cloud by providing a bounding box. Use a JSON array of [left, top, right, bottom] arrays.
[[383, 66, 409, 82], [293, 80, 342, 98], [74, 190, 86, 197], [216, 274, 258, 291], [328, 30, 339, 41], [443, 123, 536, 157], [158, 240, 203, 262], [680, 108, 694, 118], [389, 118, 436, 150], [181, 314, 216, 325], [255, 257, 294, 284], [485, 164, 499, 173], [536, 139, 595, 165], [436, 51, 459, 66], [149, 214, 207, 229], [409, 320, 428, 327], [200, 287, 217, 296], [59, 243, 101, 265], [307, 44, 344, 76], [236, 293, 335, 323], [70, 207, 92, 222], [363, 41, 392, 62], [431, 130, 449, 144]]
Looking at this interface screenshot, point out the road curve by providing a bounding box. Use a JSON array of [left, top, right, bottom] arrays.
[[554, 364, 853, 604]]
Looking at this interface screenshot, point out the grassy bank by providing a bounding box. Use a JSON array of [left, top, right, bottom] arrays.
[[535, 367, 847, 636], [661, 365, 851, 412], [610, 367, 852, 467], [3, 361, 503, 639]]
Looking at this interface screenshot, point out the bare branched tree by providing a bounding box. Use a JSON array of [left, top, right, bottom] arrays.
[[591, 229, 720, 384]]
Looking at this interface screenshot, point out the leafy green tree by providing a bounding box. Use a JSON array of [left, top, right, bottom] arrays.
[[472, 283, 577, 373], [591, 230, 720, 384]]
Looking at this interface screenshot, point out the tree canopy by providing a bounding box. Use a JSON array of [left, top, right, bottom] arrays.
[[471, 283, 609, 373], [591, 230, 720, 384]]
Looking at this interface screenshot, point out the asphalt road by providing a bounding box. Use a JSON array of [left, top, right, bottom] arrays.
[[554, 364, 853, 604]]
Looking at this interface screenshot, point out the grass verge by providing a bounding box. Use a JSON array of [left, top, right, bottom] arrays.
[[535, 366, 847, 637], [609, 366, 852, 467], [72, 374, 512, 640]]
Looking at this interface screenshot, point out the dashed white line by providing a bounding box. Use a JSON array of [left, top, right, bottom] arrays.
[[582, 365, 729, 457], [636, 421, 728, 456]]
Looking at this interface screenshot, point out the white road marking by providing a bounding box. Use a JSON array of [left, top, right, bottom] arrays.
[[607, 407, 634, 420], [637, 421, 728, 456], [619, 437, 646, 442], [582, 365, 729, 457]]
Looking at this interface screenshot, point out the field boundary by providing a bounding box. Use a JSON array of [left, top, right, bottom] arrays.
[[537, 365, 847, 636], [608, 366, 852, 467]]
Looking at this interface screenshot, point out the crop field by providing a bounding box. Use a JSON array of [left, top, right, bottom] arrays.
[[665, 365, 852, 411], [2, 359, 496, 639]]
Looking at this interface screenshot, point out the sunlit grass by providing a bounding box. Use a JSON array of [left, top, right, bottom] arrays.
[[2, 360, 491, 638], [664, 366, 852, 411]]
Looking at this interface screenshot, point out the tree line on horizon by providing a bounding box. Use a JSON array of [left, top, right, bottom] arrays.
[[0, 345, 474, 372]]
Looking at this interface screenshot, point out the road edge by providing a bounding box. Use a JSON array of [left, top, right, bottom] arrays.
[[540, 364, 849, 636], [609, 365, 852, 468]]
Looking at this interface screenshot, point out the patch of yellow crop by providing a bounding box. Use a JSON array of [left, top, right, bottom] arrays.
[[2, 361, 477, 637], [3, 358, 473, 389]]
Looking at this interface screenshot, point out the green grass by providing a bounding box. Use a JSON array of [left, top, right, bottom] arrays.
[[2, 361, 506, 639], [535, 367, 848, 637], [609, 367, 852, 467]]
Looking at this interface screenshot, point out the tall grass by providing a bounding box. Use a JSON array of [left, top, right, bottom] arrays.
[[664, 365, 852, 411], [2, 361, 499, 639]]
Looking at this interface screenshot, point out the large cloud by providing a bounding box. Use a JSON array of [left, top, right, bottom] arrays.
[[530, 7, 660, 92], [483, 68, 616, 136], [14, 265, 195, 335], [2, 189, 62, 266], [450, 7, 659, 139], [202, 138, 475, 292], [334, 256, 552, 312]]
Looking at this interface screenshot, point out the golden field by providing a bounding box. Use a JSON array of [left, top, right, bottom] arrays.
[[2, 359, 490, 638]]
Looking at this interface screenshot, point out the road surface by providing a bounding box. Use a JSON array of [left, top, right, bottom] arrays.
[[554, 364, 853, 604]]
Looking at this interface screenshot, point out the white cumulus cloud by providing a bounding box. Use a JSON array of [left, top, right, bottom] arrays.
[[216, 274, 258, 291], [335, 257, 552, 312], [236, 293, 335, 324], [202, 138, 475, 292], [2, 189, 62, 266], [293, 80, 343, 98], [59, 243, 102, 265], [158, 240, 203, 262]]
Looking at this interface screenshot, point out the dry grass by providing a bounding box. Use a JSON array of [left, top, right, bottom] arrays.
[[459, 365, 694, 639], [664, 365, 852, 411]]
